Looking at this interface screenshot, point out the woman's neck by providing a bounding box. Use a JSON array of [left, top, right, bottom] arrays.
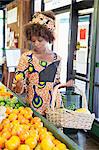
[[33, 48, 52, 55]]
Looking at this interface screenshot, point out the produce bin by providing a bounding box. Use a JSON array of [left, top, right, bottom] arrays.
[[0, 82, 82, 150]]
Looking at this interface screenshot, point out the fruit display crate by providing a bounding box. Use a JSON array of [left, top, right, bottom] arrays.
[[0, 82, 82, 150]]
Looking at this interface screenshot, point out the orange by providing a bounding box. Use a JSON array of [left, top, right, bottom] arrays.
[[8, 113, 17, 122], [18, 114, 24, 122], [5, 135, 20, 150], [2, 131, 11, 140], [47, 132, 55, 141], [24, 112, 32, 120], [25, 107, 33, 115], [12, 109, 19, 115], [40, 139, 54, 150], [21, 124, 30, 131], [39, 130, 49, 141], [38, 127, 47, 133], [19, 131, 30, 143], [3, 123, 11, 131], [0, 124, 3, 131], [53, 139, 61, 146], [20, 109, 27, 115], [18, 144, 30, 150], [20, 118, 29, 124], [6, 107, 13, 115], [2, 118, 10, 126], [0, 136, 5, 149], [25, 137, 37, 149], [33, 122, 43, 130], [29, 130, 39, 141], [11, 125, 23, 136], [56, 143, 67, 150], [32, 117, 41, 124], [35, 144, 41, 150], [18, 107, 24, 111], [52, 147, 59, 150], [11, 120, 19, 126]]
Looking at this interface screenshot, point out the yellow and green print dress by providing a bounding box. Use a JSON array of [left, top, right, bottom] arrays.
[[14, 51, 61, 115]]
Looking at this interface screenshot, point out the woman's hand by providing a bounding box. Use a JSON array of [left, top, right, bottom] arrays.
[[65, 79, 74, 87], [12, 80, 25, 94]]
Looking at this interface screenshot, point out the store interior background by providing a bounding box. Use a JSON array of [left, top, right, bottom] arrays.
[[0, 0, 99, 148]]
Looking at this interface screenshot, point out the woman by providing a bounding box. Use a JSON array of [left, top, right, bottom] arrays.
[[12, 11, 73, 115]]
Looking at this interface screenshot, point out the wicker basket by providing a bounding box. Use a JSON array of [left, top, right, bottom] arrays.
[[46, 83, 95, 130]]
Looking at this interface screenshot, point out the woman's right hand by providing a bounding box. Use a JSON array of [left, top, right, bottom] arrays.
[[12, 80, 25, 94]]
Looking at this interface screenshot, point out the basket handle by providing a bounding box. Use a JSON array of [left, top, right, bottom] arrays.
[[51, 83, 88, 110]]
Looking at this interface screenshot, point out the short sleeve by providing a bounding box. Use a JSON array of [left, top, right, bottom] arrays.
[[17, 53, 28, 72]]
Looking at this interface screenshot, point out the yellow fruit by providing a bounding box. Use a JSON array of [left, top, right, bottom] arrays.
[[0, 124, 3, 131], [8, 113, 17, 122], [52, 147, 59, 150], [25, 137, 37, 149], [35, 144, 41, 150], [53, 139, 61, 146], [24, 112, 32, 120], [6, 107, 13, 115], [5, 135, 20, 150], [18, 144, 30, 150], [15, 73, 23, 81], [0, 136, 5, 149], [56, 143, 67, 150], [2, 131, 11, 140], [19, 131, 30, 142], [40, 139, 54, 150], [12, 109, 19, 115], [75, 108, 90, 114]]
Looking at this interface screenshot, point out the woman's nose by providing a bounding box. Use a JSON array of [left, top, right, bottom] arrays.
[[34, 40, 39, 46]]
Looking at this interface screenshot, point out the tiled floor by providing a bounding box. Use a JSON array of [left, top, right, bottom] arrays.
[[68, 131, 99, 150]]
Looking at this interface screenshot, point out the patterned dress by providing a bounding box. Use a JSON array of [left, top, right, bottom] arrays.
[[14, 51, 61, 115]]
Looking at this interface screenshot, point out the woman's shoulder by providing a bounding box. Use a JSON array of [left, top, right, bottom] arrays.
[[21, 50, 33, 57]]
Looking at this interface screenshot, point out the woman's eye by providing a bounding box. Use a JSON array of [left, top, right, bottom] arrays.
[[38, 38, 43, 42]]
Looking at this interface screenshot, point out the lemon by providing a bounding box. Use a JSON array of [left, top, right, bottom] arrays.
[[40, 139, 54, 150], [56, 143, 67, 150], [18, 144, 30, 150], [15, 74, 23, 81], [75, 108, 90, 114]]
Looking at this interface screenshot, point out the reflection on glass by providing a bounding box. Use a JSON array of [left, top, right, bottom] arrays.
[[53, 12, 70, 83]]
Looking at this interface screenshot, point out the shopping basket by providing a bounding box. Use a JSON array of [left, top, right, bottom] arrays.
[[46, 83, 95, 130]]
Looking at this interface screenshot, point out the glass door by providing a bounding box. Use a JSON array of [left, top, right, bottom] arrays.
[[75, 14, 91, 101], [53, 12, 70, 83]]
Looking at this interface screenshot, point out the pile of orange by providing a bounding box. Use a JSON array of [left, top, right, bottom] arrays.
[[0, 107, 69, 150], [0, 85, 13, 98]]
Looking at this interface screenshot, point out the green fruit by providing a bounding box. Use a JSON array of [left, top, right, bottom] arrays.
[[9, 103, 15, 108], [0, 101, 5, 106], [0, 97, 4, 102], [14, 106, 17, 109], [16, 103, 20, 108], [11, 97, 18, 103], [5, 104, 10, 107]]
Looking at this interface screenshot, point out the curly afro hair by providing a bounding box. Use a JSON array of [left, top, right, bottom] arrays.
[[24, 11, 55, 43]]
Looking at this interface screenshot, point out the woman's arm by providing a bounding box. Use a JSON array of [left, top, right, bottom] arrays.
[[12, 53, 29, 94]]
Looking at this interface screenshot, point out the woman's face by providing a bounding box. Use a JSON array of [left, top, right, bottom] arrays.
[[31, 36, 48, 54]]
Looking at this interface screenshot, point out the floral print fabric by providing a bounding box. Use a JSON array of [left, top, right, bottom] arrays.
[[14, 51, 61, 115]]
